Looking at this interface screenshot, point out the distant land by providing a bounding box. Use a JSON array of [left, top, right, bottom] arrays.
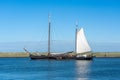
[[0, 52, 120, 58]]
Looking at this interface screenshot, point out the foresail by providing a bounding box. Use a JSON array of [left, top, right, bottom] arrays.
[[76, 28, 91, 53]]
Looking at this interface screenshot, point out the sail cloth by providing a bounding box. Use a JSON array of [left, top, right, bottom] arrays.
[[76, 28, 91, 53]]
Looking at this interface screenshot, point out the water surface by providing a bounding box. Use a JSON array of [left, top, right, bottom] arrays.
[[0, 58, 120, 80]]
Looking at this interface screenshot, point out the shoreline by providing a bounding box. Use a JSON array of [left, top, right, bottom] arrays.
[[0, 52, 120, 58], [92, 52, 120, 57], [0, 52, 29, 58]]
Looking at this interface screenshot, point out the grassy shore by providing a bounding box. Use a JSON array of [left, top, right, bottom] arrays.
[[0, 52, 29, 58], [0, 52, 120, 58], [92, 52, 120, 57]]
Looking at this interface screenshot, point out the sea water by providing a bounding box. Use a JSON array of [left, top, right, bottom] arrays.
[[0, 58, 120, 80]]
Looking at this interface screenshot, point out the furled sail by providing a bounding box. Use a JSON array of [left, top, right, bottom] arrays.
[[76, 28, 91, 53]]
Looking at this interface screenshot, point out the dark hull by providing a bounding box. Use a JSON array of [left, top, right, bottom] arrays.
[[30, 55, 48, 60], [30, 55, 93, 60], [30, 55, 74, 60], [30, 55, 61, 60], [76, 56, 93, 60]]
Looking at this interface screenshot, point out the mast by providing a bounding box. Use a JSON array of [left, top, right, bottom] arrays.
[[75, 21, 78, 53], [48, 14, 51, 56]]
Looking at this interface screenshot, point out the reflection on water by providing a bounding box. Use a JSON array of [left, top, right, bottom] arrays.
[[75, 60, 92, 80], [45, 60, 92, 80]]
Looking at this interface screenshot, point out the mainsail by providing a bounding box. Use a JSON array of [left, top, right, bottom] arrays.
[[76, 28, 91, 53]]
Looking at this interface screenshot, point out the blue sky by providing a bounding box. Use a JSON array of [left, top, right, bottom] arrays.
[[0, 0, 120, 52]]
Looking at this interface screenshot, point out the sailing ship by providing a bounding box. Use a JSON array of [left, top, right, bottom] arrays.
[[24, 15, 93, 60]]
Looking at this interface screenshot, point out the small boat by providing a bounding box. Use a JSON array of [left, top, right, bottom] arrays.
[[24, 15, 93, 60]]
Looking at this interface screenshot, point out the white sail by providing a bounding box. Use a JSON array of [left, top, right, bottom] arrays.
[[76, 28, 91, 53]]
